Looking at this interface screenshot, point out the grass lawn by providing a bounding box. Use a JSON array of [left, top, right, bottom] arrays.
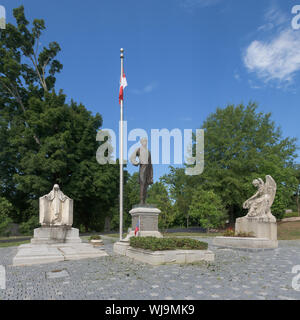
[[162, 232, 224, 237], [0, 240, 30, 248], [277, 221, 300, 240], [283, 212, 300, 219]]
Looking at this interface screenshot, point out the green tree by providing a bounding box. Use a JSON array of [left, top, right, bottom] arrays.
[[200, 103, 298, 222], [0, 6, 120, 232], [147, 181, 175, 231], [0, 197, 13, 235], [163, 103, 298, 223], [188, 187, 227, 230], [161, 167, 194, 228]]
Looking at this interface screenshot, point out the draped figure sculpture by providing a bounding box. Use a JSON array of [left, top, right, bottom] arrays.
[[243, 175, 277, 222], [39, 184, 73, 226], [130, 137, 153, 204]]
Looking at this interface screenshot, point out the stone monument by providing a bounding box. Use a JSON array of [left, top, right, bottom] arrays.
[[126, 138, 162, 239], [213, 175, 278, 249], [31, 184, 81, 244], [114, 138, 162, 255], [13, 185, 108, 266]]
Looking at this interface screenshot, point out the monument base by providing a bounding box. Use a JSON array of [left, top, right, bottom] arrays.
[[235, 216, 277, 241], [128, 204, 163, 239], [212, 236, 278, 250], [31, 227, 82, 244], [213, 215, 278, 250], [13, 242, 108, 266]]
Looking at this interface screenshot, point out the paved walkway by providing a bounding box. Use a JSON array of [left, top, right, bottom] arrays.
[[0, 237, 300, 300]]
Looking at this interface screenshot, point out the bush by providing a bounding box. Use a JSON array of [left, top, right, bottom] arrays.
[[130, 236, 208, 251], [223, 228, 235, 237], [188, 187, 228, 230], [223, 228, 255, 238], [19, 216, 39, 235], [89, 235, 101, 240]]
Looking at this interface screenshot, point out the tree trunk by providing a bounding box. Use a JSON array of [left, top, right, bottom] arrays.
[[297, 194, 300, 217]]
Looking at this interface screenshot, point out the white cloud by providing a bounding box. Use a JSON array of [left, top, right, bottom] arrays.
[[131, 82, 157, 95], [181, 0, 222, 9], [244, 29, 300, 83], [256, 3, 289, 33]]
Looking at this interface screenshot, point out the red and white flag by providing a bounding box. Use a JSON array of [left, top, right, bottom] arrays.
[[119, 72, 127, 104]]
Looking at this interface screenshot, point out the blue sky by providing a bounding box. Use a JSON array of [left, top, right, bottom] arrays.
[[1, 0, 300, 181]]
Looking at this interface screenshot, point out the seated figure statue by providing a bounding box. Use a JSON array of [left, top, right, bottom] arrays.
[[243, 175, 277, 222], [39, 184, 73, 227]]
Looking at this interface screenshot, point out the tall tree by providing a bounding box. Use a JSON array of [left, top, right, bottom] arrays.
[[147, 181, 175, 232], [0, 6, 120, 232], [163, 103, 298, 223]]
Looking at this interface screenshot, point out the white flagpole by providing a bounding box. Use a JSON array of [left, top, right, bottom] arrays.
[[119, 48, 124, 241]]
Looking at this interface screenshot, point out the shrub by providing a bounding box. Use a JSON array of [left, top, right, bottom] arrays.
[[89, 235, 102, 241], [223, 229, 255, 238], [130, 236, 208, 251], [223, 228, 235, 237]]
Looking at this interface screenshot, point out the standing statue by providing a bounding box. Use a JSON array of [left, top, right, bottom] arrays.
[[39, 184, 73, 226], [130, 137, 153, 204], [243, 175, 277, 221]]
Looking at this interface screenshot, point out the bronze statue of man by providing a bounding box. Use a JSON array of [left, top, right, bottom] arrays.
[[130, 137, 153, 204]]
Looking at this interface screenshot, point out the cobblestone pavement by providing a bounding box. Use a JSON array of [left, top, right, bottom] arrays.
[[0, 237, 300, 300]]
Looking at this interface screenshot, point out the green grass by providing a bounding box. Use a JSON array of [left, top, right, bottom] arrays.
[[0, 235, 30, 241], [278, 221, 300, 240], [283, 212, 300, 219], [162, 232, 224, 237], [130, 236, 208, 251], [0, 240, 30, 248]]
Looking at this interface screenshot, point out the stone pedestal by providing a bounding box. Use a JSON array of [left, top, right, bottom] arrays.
[[31, 226, 82, 244], [235, 216, 277, 241], [125, 205, 163, 240], [213, 216, 278, 249]]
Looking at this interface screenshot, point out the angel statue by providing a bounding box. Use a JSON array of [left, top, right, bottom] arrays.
[[243, 175, 277, 221]]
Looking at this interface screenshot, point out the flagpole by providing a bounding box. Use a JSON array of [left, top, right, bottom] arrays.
[[119, 48, 124, 241]]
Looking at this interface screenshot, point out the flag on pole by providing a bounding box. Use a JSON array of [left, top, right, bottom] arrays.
[[119, 72, 127, 104]]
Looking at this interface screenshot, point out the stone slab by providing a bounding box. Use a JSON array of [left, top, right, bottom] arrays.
[[113, 241, 214, 265], [12, 243, 108, 266], [31, 227, 82, 244], [212, 236, 278, 249]]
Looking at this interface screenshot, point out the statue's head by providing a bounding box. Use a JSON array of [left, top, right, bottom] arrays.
[[252, 179, 258, 187], [140, 137, 148, 148], [53, 184, 60, 191], [252, 179, 262, 188]]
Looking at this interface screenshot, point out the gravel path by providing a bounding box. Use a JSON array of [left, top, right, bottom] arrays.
[[0, 237, 300, 300]]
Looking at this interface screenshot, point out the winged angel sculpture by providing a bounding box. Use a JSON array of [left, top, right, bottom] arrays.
[[243, 175, 277, 221]]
